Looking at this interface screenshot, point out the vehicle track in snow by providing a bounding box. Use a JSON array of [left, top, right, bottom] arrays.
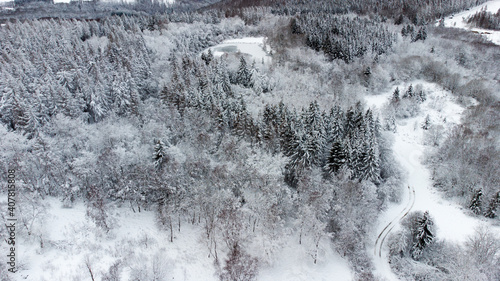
[[374, 185, 416, 258]]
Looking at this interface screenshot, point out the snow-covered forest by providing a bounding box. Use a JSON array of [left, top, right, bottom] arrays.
[[0, 0, 499, 280]]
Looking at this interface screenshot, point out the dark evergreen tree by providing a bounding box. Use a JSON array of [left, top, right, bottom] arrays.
[[421, 114, 431, 130], [403, 84, 414, 99], [392, 87, 400, 103], [413, 27, 427, 42], [358, 139, 381, 183], [235, 57, 252, 88], [469, 189, 483, 215], [213, 61, 233, 97], [328, 106, 345, 142], [326, 141, 346, 174], [484, 191, 500, 219], [411, 211, 434, 259], [153, 139, 167, 171]]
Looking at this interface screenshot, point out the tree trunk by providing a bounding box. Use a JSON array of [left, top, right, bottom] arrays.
[[169, 217, 173, 243]]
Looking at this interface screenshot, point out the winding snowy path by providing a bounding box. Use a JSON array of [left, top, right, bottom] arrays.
[[374, 186, 415, 258], [366, 82, 493, 280]]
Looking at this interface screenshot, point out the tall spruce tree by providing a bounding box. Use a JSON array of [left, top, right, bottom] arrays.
[[484, 191, 500, 218], [411, 211, 434, 259], [153, 139, 167, 171], [392, 87, 400, 103], [469, 189, 483, 215], [327, 141, 346, 174], [358, 139, 381, 183], [236, 57, 252, 88]]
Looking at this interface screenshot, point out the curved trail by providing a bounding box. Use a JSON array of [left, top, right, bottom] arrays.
[[374, 186, 416, 258]]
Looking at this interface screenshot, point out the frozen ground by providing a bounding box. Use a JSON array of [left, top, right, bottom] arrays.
[[202, 37, 273, 64], [366, 81, 500, 280], [439, 0, 500, 45]]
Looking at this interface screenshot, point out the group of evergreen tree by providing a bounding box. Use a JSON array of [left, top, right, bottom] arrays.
[[260, 101, 383, 185], [391, 85, 426, 104], [466, 7, 500, 30], [390, 84, 427, 118], [159, 49, 385, 186], [291, 14, 395, 63], [213, 0, 489, 27], [0, 17, 155, 137], [401, 25, 427, 42], [469, 189, 500, 219]]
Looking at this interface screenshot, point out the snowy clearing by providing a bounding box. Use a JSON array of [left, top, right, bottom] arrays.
[[257, 235, 352, 281], [366, 81, 500, 280], [439, 0, 500, 45], [202, 37, 273, 64]]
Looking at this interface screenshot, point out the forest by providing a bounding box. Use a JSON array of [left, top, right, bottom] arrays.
[[0, 0, 499, 280]]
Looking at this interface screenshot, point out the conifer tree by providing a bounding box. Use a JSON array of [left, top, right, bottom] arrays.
[[421, 114, 431, 130], [214, 61, 233, 96], [201, 49, 213, 65], [236, 57, 252, 88], [469, 189, 483, 215], [358, 139, 380, 183], [411, 211, 434, 259], [392, 87, 400, 103], [328, 106, 345, 142], [327, 141, 346, 174], [484, 191, 500, 219], [153, 139, 167, 171], [403, 84, 413, 99]]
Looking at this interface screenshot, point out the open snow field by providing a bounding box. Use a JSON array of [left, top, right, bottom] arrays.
[[366, 82, 500, 280], [202, 37, 273, 64], [439, 0, 500, 45]]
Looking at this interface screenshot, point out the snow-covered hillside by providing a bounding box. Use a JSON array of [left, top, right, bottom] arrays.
[[11, 197, 353, 281], [366, 82, 500, 280], [439, 0, 500, 44]]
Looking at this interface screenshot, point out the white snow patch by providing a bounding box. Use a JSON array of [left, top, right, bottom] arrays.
[[13, 195, 353, 280], [258, 235, 353, 281], [203, 37, 273, 64], [438, 0, 500, 45]]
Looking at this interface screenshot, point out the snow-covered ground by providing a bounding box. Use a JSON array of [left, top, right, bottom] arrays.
[[439, 0, 500, 45], [202, 37, 273, 64], [258, 236, 352, 281], [14, 198, 217, 281], [366, 81, 500, 280], [10, 196, 352, 280]]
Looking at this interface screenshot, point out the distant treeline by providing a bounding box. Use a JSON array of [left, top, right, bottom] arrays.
[[467, 8, 500, 30], [210, 0, 490, 24]]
